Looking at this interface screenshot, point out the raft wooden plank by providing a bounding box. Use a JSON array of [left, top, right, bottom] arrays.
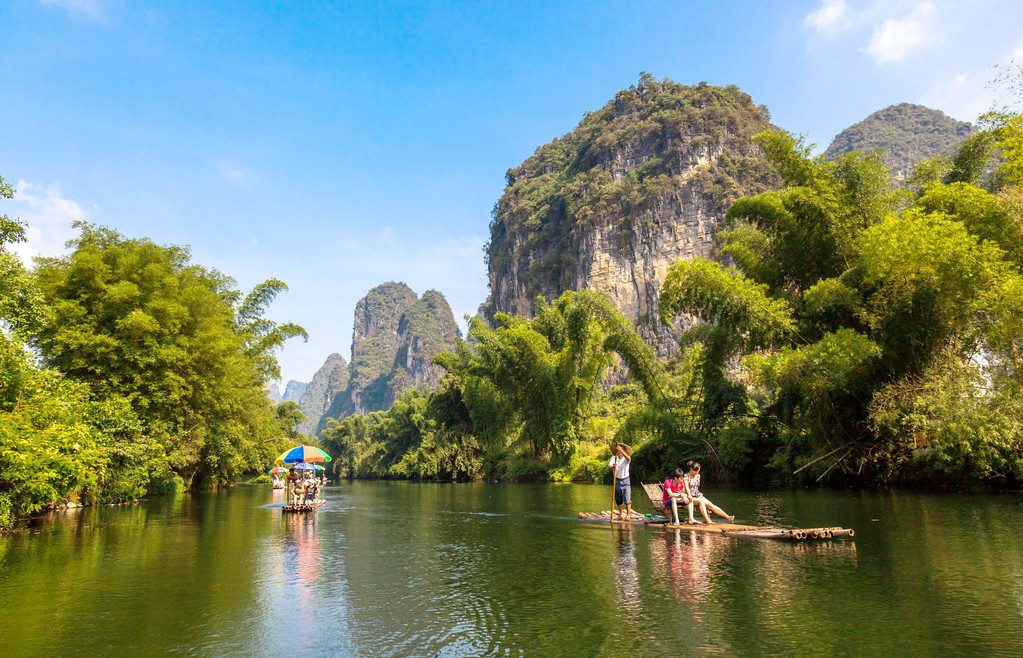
[[660, 523, 855, 540], [282, 499, 326, 513], [661, 521, 757, 533], [579, 509, 854, 540], [577, 510, 653, 523]]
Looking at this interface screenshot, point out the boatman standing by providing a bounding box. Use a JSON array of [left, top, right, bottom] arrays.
[[608, 442, 633, 521]]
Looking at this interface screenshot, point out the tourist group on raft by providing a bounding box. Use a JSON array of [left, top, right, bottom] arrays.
[[272, 469, 326, 505], [609, 442, 734, 525]]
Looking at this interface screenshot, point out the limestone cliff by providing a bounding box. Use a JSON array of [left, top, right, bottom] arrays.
[[318, 282, 458, 431], [485, 75, 779, 358], [825, 103, 972, 181], [385, 289, 460, 407], [297, 353, 349, 436]]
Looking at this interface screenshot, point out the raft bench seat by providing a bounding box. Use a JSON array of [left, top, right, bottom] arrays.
[[641, 483, 671, 522]]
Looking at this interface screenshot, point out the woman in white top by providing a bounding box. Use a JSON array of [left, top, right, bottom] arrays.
[[683, 461, 734, 524]]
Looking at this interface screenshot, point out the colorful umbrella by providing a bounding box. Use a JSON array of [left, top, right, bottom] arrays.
[[313, 464, 325, 471], [268, 467, 289, 475], [291, 462, 317, 471], [275, 445, 332, 465]]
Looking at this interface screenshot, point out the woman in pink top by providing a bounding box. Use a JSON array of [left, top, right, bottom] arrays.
[[662, 468, 691, 525]]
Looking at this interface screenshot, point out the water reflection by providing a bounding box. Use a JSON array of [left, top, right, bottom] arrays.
[[648, 528, 714, 606], [612, 526, 641, 615], [2, 484, 1022, 655]]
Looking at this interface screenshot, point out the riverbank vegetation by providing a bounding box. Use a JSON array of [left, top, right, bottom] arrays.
[[322, 112, 1023, 489], [0, 205, 306, 528], [5, 90, 1023, 527]]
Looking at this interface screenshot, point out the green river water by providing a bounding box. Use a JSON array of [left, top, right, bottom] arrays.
[[1, 482, 1021, 656]]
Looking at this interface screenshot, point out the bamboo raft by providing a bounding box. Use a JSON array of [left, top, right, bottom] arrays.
[[577, 483, 854, 541], [282, 499, 325, 513]]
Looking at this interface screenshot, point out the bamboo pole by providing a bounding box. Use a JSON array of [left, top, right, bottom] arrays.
[[611, 450, 618, 521]]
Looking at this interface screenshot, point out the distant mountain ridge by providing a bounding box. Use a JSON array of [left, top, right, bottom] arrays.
[[824, 103, 973, 181], [293, 97, 972, 436], [282, 380, 307, 403]]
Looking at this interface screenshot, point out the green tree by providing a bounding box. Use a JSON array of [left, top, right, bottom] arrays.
[[656, 128, 1023, 485], [274, 401, 307, 440], [320, 290, 658, 482], [31, 223, 304, 488]]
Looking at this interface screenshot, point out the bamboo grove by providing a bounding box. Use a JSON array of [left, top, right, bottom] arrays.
[[0, 216, 306, 526]]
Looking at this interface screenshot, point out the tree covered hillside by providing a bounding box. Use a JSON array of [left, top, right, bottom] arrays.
[[825, 103, 973, 181], [321, 106, 1023, 488], [297, 353, 348, 436], [486, 74, 781, 357]]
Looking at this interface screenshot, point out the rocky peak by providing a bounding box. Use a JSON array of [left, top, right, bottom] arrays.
[[386, 289, 460, 406], [486, 76, 779, 358], [317, 283, 458, 431], [352, 281, 419, 344], [340, 282, 420, 417]]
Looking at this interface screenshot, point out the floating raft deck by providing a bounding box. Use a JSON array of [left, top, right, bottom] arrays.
[[282, 499, 325, 513], [580, 482, 853, 541], [576, 511, 853, 541]]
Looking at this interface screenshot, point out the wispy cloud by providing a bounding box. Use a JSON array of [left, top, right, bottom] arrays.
[[864, 2, 938, 64], [804, 0, 851, 34], [218, 162, 251, 183], [919, 42, 1023, 120], [39, 0, 107, 23], [918, 72, 989, 121], [7, 181, 90, 266]]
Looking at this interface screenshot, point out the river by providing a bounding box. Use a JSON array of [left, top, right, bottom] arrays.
[[1, 482, 1021, 656]]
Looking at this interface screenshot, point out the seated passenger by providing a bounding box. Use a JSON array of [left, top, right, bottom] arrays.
[[303, 474, 318, 502], [662, 468, 691, 525], [684, 461, 734, 524]]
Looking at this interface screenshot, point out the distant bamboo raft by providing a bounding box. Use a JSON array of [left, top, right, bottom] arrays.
[[282, 499, 325, 513]]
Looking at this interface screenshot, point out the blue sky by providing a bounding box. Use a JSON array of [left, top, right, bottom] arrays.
[[2, 0, 1021, 384]]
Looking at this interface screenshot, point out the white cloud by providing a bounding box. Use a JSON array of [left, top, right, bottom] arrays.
[[864, 2, 938, 64], [39, 0, 106, 23], [804, 0, 851, 33], [7, 181, 90, 266]]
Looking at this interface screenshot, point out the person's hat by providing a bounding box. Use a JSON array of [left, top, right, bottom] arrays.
[[610, 442, 633, 458]]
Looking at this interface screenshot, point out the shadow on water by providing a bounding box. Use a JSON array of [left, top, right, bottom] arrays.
[[0, 482, 1021, 655]]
